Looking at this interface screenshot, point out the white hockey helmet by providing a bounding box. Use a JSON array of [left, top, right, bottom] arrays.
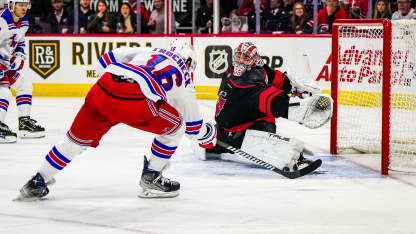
[[8, 0, 31, 11], [169, 39, 197, 73]]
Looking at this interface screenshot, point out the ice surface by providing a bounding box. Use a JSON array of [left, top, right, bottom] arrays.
[[1, 98, 416, 234]]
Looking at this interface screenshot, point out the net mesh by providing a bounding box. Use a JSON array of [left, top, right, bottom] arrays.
[[336, 20, 416, 173]]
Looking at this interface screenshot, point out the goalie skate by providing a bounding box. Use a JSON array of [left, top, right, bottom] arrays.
[[14, 173, 56, 202], [297, 154, 328, 173], [138, 156, 180, 198]]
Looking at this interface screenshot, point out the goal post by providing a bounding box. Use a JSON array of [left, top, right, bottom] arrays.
[[330, 19, 416, 175]]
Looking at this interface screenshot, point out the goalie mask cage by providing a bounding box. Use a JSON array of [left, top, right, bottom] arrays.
[[331, 19, 416, 175]]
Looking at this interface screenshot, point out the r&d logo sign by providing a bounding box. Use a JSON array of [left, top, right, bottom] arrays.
[[29, 40, 60, 79]]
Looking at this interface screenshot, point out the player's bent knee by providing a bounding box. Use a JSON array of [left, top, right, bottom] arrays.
[[0, 86, 12, 100], [55, 136, 88, 160], [169, 119, 186, 137], [11, 75, 33, 93]]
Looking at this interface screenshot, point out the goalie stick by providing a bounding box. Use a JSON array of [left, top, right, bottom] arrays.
[[302, 54, 315, 80], [216, 140, 322, 179]]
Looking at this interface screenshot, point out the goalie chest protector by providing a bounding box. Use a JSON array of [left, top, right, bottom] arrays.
[[215, 66, 282, 131]]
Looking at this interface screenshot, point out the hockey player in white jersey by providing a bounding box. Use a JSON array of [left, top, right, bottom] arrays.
[[0, 0, 45, 143], [14, 40, 217, 200]]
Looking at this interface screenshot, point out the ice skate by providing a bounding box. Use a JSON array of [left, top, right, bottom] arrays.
[[138, 156, 180, 198], [13, 173, 56, 201], [0, 122, 17, 143], [297, 154, 328, 173], [18, 116, 45, 139]]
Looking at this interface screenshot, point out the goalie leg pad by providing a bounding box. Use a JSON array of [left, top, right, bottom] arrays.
[[288, 94, 333, 129], [240, 130, 304, 171]]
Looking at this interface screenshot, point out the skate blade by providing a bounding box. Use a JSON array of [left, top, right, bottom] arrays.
[[312, 167, 328, 174], [13, 192, 42, 202], [298, 163, 328, 173], [0, 136, 17, 143], [19, 131, 45, 139], [138, 188, 180, 199]]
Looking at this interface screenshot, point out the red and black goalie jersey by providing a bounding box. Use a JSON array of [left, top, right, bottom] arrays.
[[215, 64, 292, 132]]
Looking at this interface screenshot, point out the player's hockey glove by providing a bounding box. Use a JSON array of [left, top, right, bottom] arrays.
[[198, 122, 217, 149], [10, 52, 25, 71], [0, 64, 8, 79]]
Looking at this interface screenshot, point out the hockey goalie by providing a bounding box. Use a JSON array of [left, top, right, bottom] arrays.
[[193, 42, 333, 174]]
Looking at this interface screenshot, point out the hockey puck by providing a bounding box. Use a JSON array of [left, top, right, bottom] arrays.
[[317, 97, 330, 110]]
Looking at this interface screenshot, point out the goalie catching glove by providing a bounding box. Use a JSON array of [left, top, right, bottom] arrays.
[[197, 122, 217, 149], [10, 52, 26, 71], [288, 93, 333, 129]]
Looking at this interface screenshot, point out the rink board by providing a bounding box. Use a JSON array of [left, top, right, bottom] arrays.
[[19, 34, 332, 99]]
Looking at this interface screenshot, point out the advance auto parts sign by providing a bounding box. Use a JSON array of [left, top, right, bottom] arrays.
[[29, 40, 60, 79], [205, 45, 233, 78]]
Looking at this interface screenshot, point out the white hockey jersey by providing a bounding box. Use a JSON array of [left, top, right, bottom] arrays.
[[95, 47, 206, 140], [0, 8, 28, 67]]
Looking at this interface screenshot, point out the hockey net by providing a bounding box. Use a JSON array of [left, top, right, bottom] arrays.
[[331, 19, 416, 174]]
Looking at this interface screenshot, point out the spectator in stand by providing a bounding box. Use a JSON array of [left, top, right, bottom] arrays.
[[317, 0, 347, 34], [63, 0, 94, 34], [0, 0, 6, 10], [127, 0, 150, 24], [239, 0, 268, 16], [287, 2, 313, 34], [264, 0, 281, 21], [247, 0, 267, 33], [373, 0, 392, 19], [392, 0, 415, 19], [87, 0, 116, 34], [221, 9, 249, 32], [148, 0, 176, 34], [196, 0, 226, 34], [48, 0, 69, 34], [117, 3, 136, 34], [278, 0, 295, 31], [346, 0, 368, 19], [303, 0, 325, 15]]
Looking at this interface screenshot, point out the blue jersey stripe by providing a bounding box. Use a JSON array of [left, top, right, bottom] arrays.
[[153, 138, 178, 151], [52, 146, 71, 163], [16, 101, 31, 106], [46, 155, 64, 170], [151, 148, 172, 159]]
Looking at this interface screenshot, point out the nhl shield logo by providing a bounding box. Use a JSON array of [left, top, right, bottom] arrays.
[[205, 45, 233, 79], [29, 40, 60, 79], [209, 50, 228, 75]]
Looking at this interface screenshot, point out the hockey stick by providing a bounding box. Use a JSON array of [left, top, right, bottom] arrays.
[[216, 140, 322, 179], [302, 54, 315, 80]]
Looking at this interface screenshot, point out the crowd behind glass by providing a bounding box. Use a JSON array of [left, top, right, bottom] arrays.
[[1, 0, 413, 35]]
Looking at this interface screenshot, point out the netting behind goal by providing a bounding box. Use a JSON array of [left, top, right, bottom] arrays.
[[331, 19, 416, 174]]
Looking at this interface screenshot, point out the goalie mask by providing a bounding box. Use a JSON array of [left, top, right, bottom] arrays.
[[8, 0, 31, 12], [169, 39, 197, 73], [232, 42, 264, 76]]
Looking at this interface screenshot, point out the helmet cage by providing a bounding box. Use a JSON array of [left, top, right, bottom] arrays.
[[232, 42, 262, 76]]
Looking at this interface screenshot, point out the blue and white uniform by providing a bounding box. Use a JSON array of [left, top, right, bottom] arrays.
[[96, 46, 208, 141], [0, 8, 32, 123]]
